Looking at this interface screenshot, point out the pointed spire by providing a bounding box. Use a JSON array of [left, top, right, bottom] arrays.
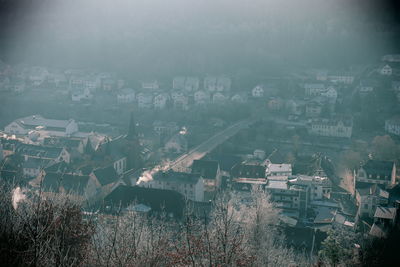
[[84, 137, 94, 155], [127, 111, 137, 140]]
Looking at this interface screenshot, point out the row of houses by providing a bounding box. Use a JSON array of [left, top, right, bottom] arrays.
[[115, 89, 250, 109], [173, 76, 231, 92]]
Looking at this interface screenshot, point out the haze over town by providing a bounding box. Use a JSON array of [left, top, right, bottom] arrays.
[[1, 0, 400, 266]]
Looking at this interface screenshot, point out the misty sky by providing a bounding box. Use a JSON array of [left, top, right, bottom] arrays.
[[0, 0, 399, 79]]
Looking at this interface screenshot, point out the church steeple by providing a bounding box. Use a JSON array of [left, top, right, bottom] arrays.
[[127, 111, 137, 140]]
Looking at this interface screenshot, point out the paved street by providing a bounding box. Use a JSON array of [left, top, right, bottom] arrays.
[[167, 118, 254, 171]]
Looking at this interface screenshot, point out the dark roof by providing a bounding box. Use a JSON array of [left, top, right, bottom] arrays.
[[43, 137, 82, 149], [103, 185, 185, 217], [93, 165, 118, 186], [153, 170, 201, 184], [231, 162, 266, 178], [16, 143, 64, 159], [191, 160, 219, 180], [42, 172, 91, 195], [362, 160, 394, 178], [44, 161, 73, 173], [207, 154, 241, 172], [22, 157, 52, 169]]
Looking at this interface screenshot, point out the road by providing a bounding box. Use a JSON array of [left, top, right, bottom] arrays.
[[167, 118, 254, 171]]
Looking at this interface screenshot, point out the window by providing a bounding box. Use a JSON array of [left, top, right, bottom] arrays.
[[364, 204, 368, 209]]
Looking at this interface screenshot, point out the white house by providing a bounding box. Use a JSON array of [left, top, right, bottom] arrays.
[[171, 91, 189, 110], [304, 83, 325, 97], [173, 76, 186, 90], [216, 76, 231, 91], [212, 92, 228, 104], [309, 116, 353, 138], [289, 175, 332, 201], [321, 86, 337, 104], [355, 160, 396, 188], [194, 90, 211, 105], [142, 81, 159, 90], [184, 77, 200, 92], [204, 76, 217, 92], [145, 171, 204, 202], [266, 163, 292, 177], [137, 92, 154, 109], [379, 64, 392, 76], [231, 93, 248, 103], [154, 93, 170, 109], [71, 88, 93, 102], [252, 85, 264, 98], [117, 88, 136, 103], [5, 115, 79, 137], [385, 116, 400, 136]]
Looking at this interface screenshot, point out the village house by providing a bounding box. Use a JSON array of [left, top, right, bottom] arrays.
[[355, 160, 396, 188], [385, 116, 400, 136], [321, 86, 338, 104], [137, 92, 154, 109], [266, 163, 292, 177], [204, 76, 217, 92], [37, 172, 101, 202], [22, 157, 53, 178], [231, 93, 248, 103], [142, 80, 159, 90], [171, 90, 189, 110], [42, 136, 85, 157], [327, 72, 354, 84], [382, 54, 400, 62], [305, 100, 323, 118], [379, 64, 393, 76], [285, 99, 304, 116], [358, 79, 378, 95], [265, 179, 311, 217], [289, 175, 332, 201], [142, 170, 205, 202], [47, 71, 68, 88], [95, 137, 128, 175], [117, 88, 136, 103], [304, 83, 325, 97], [16, 143, 71, 163], [71, 88, 93, 102], [191, 159, 222, 191], [231, 160, 266, 179], [308, 116, 353, 138], [356, 184, 389, 218], [153, 121, 179, 136], [91, 165, 120, 199], [102, 78, 116, 91], [194, 90, 211, 105], [253, 149, 266, 160], [154, 93, 170, 109], [212, 92, 228, 104], [173, 76, 186, 90], [216, 76, 231, 91], [184, 77, 200, 92], [5, 115, 79, 137], [252, 85, 264, 98], [267, 97, 283, 111], [104, 184, 185, 217]]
